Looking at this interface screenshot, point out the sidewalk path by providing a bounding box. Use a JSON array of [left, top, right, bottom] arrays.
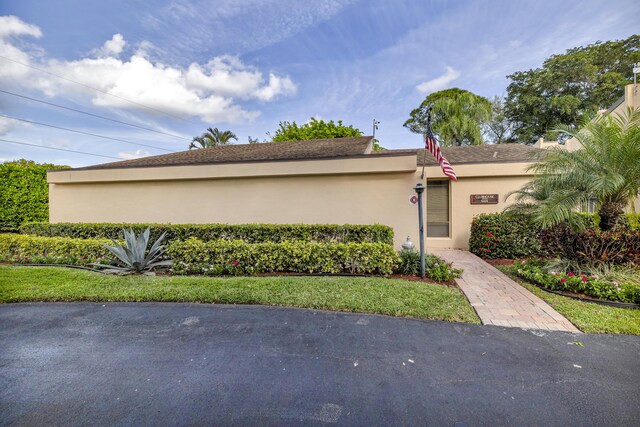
[[430, 249, 581, 333]]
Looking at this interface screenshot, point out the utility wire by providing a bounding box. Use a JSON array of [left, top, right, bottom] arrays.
[[0, 137, 120, 159], [0, 88, 192, 141], [0, 113, 174, 152], [0, 55, 201, 125]]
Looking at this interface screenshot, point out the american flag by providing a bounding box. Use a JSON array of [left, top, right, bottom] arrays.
[[425, 125, 457, 181]]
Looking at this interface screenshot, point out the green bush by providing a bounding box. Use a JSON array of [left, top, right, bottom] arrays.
[[0, 160, 69, 231], [469, 213, 542, 259], [0, 233, 111, 266], [168, 238, 398, 275], [581, 213, 639, 230], [541, 226, 640, 266], [395, 248, 462, 281], [20, 222, 394, 245], [511, 260, 640, 304]]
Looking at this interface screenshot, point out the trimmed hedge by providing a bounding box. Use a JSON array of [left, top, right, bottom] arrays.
[[167, 238, 398, 275], [20, 222, 394, 245], [0, 160, 69, 231], [0, 233, 111, 266], [0, 234, 399, 275], [469, 213, 542, 259]]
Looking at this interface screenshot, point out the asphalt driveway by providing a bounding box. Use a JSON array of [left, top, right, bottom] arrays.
[[1, 303, 639, 426]]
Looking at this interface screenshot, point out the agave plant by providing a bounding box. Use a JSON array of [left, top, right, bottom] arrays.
[[95, 227, 172, 274]]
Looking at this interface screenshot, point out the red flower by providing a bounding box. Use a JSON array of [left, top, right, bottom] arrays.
[[486, 232, 494, 237], [560, 278, 566, 283], [581, 276, 588, 282], [229, 259, 239, 267], [568, 272, 575, 277]]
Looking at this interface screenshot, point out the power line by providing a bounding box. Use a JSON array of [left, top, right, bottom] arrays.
[[0, 88, 192, 141], [0, 137, 120, 159], [0, 55, 201, 125], [0, 113, 174, 152]]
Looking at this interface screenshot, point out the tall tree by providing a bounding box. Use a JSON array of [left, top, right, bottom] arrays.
[[506, 108, 640, 231], [271, 118, 363, 142], [484, 96, 515, 144], [189, 127, 237, 149], [505, 35, 640, 143], [404, 88, 492, 146], [0, 160, 69, 231]]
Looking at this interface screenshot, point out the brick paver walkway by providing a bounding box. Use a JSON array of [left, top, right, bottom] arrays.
[[430, 249, 581, 333]]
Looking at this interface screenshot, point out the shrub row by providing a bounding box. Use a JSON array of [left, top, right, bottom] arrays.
[[0, 234, 398, 275], [469, 213, 640, 263], [512, 260, 640, 304], [541, 226, 640, 266], [0, 233, 111, 266], [20, 222, 394, 245], [167, 238, 398, 275], [469, 213, 542, 259]]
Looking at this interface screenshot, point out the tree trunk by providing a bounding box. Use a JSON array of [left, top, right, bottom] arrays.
[[598, 200, 625, 231]]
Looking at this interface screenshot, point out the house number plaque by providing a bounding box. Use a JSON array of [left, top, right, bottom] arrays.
[[470, 194, 499, 204]]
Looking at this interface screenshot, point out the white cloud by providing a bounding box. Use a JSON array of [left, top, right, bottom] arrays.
[[254, 73, 297, 101], [118, 149, 150, 159], [0, 15, 42, 39], [0, 117, 17, 136], [94, 33, 126, 57], [0, 17, 297, 124], [416, 67, 461, 94]]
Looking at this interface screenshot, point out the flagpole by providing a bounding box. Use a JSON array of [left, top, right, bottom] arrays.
[[420, 108, 432, 180], [417, 109, 433, 278]]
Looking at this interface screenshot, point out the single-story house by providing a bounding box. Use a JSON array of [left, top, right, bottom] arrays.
[[48, 138, 542, 249]]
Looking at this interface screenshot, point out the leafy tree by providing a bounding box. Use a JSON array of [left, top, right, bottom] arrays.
[[189, 127, 237, 149], [0, 159, 69, 231], [484, 96, 515, 144], [271, 118, 363, 142], [404, 88, 492, 146], [506, 108, 640, 231], [505, 35, 640, 143]]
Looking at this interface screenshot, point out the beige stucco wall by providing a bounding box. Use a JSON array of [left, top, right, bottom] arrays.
[[423, 162, 533, 249], [48, 155, 535, 250]]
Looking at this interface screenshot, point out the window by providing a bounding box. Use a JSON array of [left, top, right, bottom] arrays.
[[427, 180, 450, 238]]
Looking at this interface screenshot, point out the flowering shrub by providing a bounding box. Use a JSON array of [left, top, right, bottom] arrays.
[[541, 226, 640, 266], [512, 260, 640, 304], [168, 238, 399, 276], [469, 213, 542, 259], [0, 234, 111, 266]]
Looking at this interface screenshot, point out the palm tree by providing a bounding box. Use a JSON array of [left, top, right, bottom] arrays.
[[507, 108, 640, 230], [189, 128, 237, 149]]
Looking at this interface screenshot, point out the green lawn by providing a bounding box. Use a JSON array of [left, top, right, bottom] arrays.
[[0, 265, 480, 323], [498, 266, 640, 335]]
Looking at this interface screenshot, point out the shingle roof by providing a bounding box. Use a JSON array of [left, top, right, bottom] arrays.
[[380, 144, 542, 166], [71, 137, 374, 170], [66, 137, 542, 172]]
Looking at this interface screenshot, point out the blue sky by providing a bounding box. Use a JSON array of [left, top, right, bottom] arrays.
[[0, 0, 638, 167]]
